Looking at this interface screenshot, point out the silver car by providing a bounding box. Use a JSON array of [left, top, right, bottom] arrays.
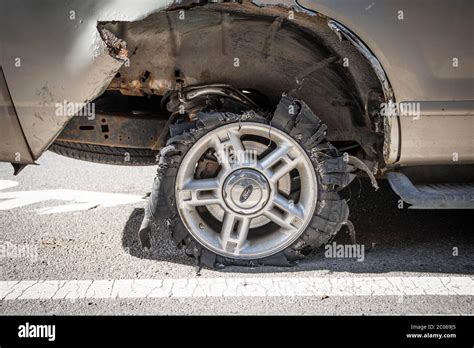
[[1, 0, 473, 267]]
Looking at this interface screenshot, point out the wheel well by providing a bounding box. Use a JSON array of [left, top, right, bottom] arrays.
[[96, 2, 385, 163]]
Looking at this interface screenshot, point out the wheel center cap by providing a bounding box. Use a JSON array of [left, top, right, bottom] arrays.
[[223, 169, 270, 214]]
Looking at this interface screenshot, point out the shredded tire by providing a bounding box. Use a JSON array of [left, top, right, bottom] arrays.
[[49, 141, 158, 166], [147, 96, 352, 268]]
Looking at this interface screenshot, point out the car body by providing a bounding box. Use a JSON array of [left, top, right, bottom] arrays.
[[1, 0, 472, 167]]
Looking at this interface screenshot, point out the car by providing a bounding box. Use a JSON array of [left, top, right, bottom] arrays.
[[1, 0, 473, 267]]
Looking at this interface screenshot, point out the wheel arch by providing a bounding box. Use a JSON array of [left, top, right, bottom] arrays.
[[100, 1, 389, 164]]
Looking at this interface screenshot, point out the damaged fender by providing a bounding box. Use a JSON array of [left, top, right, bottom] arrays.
[[0, 0, 195, 163]]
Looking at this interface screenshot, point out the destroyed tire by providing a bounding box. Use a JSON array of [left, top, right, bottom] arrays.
[[148, 96, 351, 268]]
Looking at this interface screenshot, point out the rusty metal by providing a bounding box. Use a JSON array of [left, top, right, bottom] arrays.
[[97, 26, 129, 61], [55, 112, 168, 149]]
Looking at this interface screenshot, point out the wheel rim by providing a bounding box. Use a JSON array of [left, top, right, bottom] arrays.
[[175, 122, 318, 259]]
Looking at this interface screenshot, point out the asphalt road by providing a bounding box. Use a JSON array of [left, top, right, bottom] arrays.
[[0, 152, 472, 315]]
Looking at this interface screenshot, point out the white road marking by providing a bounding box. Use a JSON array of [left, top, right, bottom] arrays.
[[1, 277, 472, 300], [0, 180, 144, 214], [0, 180, 19, 190]]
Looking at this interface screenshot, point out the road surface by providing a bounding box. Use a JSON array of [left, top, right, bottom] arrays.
[[0, 152, 472, 315]]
